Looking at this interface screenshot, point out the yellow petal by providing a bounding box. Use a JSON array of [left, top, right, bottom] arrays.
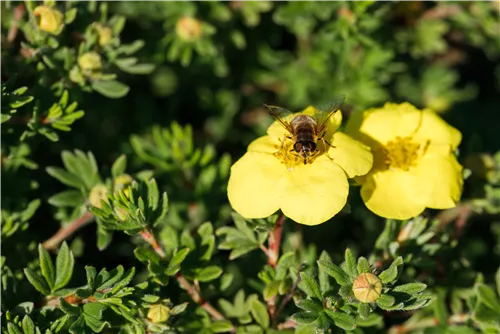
[[359, 102, 422, 146], [277, 161, 348, 226], [248, 135, 281, 154], [413, 110, 462, 148], [329, 132, 373, 178], [227, 152, 284, 219], [360, 169, 429, 220], [418, 154, 463, 209]]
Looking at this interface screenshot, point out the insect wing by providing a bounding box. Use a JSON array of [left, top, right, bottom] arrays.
[[312, 94, 346, 134], [264, 104, 294, 133]]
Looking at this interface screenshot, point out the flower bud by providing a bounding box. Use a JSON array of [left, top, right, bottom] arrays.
[[89, 184, 108, 208], [147, 304, 170, 323], [93, 23, 113, 46], [175, 17, 203, 42], [352, 273, 382, 303], [78, 52, 102, 79], [113, 174, 133, 192], [33, 6, 64, 35]]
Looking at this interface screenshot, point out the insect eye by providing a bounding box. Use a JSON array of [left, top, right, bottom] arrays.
[[294, 142, 303, 152]]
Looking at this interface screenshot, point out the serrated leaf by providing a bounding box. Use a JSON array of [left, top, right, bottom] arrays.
[[299, 272, 321, 299], [54, 242, 74, 291], [291, 311, 318, 324], [392, 283, 427, 295], [475, 283, 500, 313], [24, 268, 51, 295], [357, 257, 370, 274], [250, 299, 269, 328], [318, 260, 350, 286], [296, 299, 323, 313], [344, 248, 357, 278], [197, 266, 223, 282], [38, 244, 55, 290], [91, 80, 130, 99], [324, 309, 356, 331]]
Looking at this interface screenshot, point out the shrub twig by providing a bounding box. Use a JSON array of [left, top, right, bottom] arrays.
[[43, 211, 94, 251]]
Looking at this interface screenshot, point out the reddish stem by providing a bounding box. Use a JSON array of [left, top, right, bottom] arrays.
[[139, 228, 233, 329], [7, 4, 24, 44], [43, 211, 94, 251], [267, 213, 285, 319]]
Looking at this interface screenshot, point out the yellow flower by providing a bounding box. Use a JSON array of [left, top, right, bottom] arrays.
[[346, 102, 463, 220], [175, 17, 203, 42], [33, 6, 64, 35], [227, 106, 373, 226]]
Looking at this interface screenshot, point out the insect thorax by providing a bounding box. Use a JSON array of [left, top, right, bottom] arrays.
[[290, 115, 317, 135]]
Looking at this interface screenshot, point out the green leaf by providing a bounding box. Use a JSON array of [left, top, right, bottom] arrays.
[[86, 266, 97, 288], [166, 247, 190, 275], [59, 298, 81, 316], [299, 272, 321, 299], [21, 315, 35, 334], [263, 280, 281, 301], [250, 299, 270, 328], [316, 312, 331, 331], [378, 257, 403, 284], [48, 190, 84, 207], [91, 80, 130, 99], [291, 311, 318, 324], [38, 244, 55, 290], [357, 256, 370, 274], [111, 155, 127, 178], [296, 299, 323, 313], [392, 283, 427, 295], [119, 63, 156, 75], [197, 266, 223, 282], [496, 267, 500, 297], [275, 252, 295, 279], [46, 167, 84, 188], [344, 248, 358, 278], [376, 294, 396, 309], [475, 283, 500, 313], [54, 242, 74, 291], [210, 320, 234, 333], [318, 260, 350, 286], [358, 303, 371, 320], [24, 268, 51, 295], [64, 8, 77, 24], [324, 309, 356, 331], [7, 323, 23, 334]]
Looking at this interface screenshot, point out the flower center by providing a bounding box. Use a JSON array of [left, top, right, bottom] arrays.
[[384, 136, 421, 170], [272, 137, 328, 170]]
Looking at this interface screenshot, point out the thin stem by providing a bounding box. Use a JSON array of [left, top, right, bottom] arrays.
[[272, 264, 303, 327], [43, 211, 94, 251], [267, 212, 285, 320], [388, 313, 471, 334], [7, 4, 24, 44], [139, 228, 234, 330]]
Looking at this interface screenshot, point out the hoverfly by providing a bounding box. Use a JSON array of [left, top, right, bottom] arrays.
[[264, 95, 345, 165]]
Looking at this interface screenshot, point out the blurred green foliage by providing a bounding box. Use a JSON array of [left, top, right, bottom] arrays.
[[1, 1, 500, 333]]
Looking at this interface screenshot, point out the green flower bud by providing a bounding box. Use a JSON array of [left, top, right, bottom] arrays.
[[175, 17, 203, 42], [352, 273, 382, 303], [89, 184, 108, 208], [147, 304, 170, 323], [33, 6, 64, 35], [113, 174, 133, 192]]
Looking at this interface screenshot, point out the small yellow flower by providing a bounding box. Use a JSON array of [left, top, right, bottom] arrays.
[[93, 23, 113, 46], [227, 106, 373, 226], [89, 184, 108, 208], [346, 102, 463, 220], [33, 5, 64, 35], [175, 17, 203, 42]]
